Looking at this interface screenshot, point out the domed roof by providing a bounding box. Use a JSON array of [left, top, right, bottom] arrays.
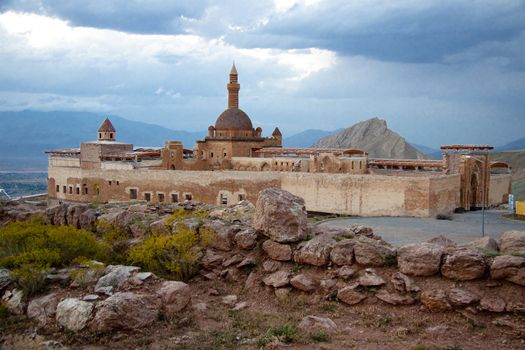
[[215, 108, 253, 130]]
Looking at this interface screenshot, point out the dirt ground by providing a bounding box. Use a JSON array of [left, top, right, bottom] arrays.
[[2, 263, 524, 350]]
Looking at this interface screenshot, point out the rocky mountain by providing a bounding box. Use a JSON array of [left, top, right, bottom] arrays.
[[498, 137, 525, 151], [312, 118, 429, 159]]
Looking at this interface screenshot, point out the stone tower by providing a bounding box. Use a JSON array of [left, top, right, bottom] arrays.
[[98, 117, 116, 142], [227, 62, 240, 109]]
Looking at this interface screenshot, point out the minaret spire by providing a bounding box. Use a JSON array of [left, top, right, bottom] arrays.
[[227, 62, 240, 109]]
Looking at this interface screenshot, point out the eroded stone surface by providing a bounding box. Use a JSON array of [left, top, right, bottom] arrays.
[[353, 236, 396, 267], [490, 255, 525, 286], [298, 315, 338, 334], [376, 290, 416, 305], [254, 188, 308, 243], [294, 233, 336, 266], [27, 293, 59, 326], [441, 248, 486, 281], [157, 281, 191, 315], [499, 231, 525, 254], [262, 240, 292, 261], [56, 298, 93, 331], [397, 243, 444, 276], [446, 288, 480, 307], [337, 285, 366, 305], [263, 271, 291, 288], [290, 274, 316, 292], [330, 239, 355, 266], [420, 290, 451, 312]]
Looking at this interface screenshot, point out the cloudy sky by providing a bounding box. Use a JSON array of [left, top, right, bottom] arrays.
[[0, 0, 524, 147]]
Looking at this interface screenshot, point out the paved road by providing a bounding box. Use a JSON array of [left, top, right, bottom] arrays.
[[319, 210, 525, 247]]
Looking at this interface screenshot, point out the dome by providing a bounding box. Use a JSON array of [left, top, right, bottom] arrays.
[[215, 108, 253, 130]]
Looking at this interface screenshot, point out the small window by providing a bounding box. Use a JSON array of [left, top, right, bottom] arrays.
[[211, 152, 214, 158], [220, 193, 228, 205], [76, 187, 80, 195], [144, 193, 151, 202], [238, 194, 246, 201], [109, 133, 113, 139], [109, 181, 112, 186], [84, 187, 88, 195], [63, 186, 66, 193], [185, 194, 192, 201], [223, 152, 227, 157], [158, 193, 165, 202], [129, 189, 138, 200], [69, 186, 73, 194], [171, 193, 179, 203], [351, 162, 354, 170], [99, 133, 102, 139], [56, 185, 59, 193], [116, 181, 119, 186]]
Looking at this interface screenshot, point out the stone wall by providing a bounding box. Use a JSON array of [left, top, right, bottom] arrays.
[[49, 164, 462, 217], [489, 174, 512, 206], [281, 172, 460, 217]]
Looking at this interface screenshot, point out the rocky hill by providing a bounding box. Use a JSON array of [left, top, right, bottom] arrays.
[[312, 118, 429, 159], [1, 189, 525, 349]]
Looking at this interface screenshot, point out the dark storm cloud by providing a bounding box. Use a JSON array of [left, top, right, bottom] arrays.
[[233, 1, 525, 63], [0, 0, 208, 34]]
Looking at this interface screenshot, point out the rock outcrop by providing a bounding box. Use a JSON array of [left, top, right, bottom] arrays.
[[56, 298, 93, 331], [397, 243, 444, 276], [312, 118, 428, 159], [254, 188, 308, 243]]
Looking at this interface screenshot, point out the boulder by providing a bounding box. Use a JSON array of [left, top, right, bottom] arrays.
[[95, 265, 140, 292], [441, 248, 486, 281], [479, 295, 506, 313], [46, 204, 68, 225], [66, 204, 89, 228], [78, 209, 98, 231], [201, 249, 224, 270], [203, 220, 241, 251], [254, 188, 308, 243], [336, 266, 356, 280], [1, 289, 25, 315], [490, 255, 525, 286], [337, 284, 366, 305], [234, 228, 258, 250], [358, 268, 385, 287], [209, 200, 255, 223], [262, 260, 282, 273], [27, 293, 59, 326], [375, 290, 416, 305], [156, 281, 191, 315], [427, 235, 456, 249], [290, 274, 316, 292], [462, 237, 499, 253], [0, 268, 11, 292], [262, 240, 292, 261], [298, 315, 338, 334], [92, 292, 161, 332], [420, 290, 452, 312], [446, 288, 479, 307], [353, 236, 396, 267], [149, 217, 170, 235], [56, 298, 93, 331], [245, 271, 262, 291], [237, 256, 257, 268], [294, 233, 336, 266], [263, 271, 291, 288], [391, 272, 420, 293], [222, 254, 244, 267], [350, 224, 373, 237], [499, 231, 525, 254], [397, 243, 444, 276], [330, 239, 355, 266]]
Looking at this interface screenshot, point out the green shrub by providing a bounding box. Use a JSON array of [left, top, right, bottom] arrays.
[[309, 331, 328, 342], [0, 218, 109, 269], [128, 224, 209, 281], [258, 323, 299, 347], [165, 208, 208, 229], [11, 265, 48, 297]]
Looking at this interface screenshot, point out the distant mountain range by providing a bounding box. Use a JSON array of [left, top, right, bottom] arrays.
[[312, 118, 429, 159], [0, 111, 205, 170], [498, 137, 525, 152], [283, 129, 339, 148], [1, 110, 524, 171]]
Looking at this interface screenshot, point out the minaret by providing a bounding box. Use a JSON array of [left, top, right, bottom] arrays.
[[98, 117, 116, 141], [227, 62, 240, 109]]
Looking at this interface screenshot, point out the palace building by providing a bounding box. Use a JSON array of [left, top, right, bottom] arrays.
[[46, 64, 511, 217]]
